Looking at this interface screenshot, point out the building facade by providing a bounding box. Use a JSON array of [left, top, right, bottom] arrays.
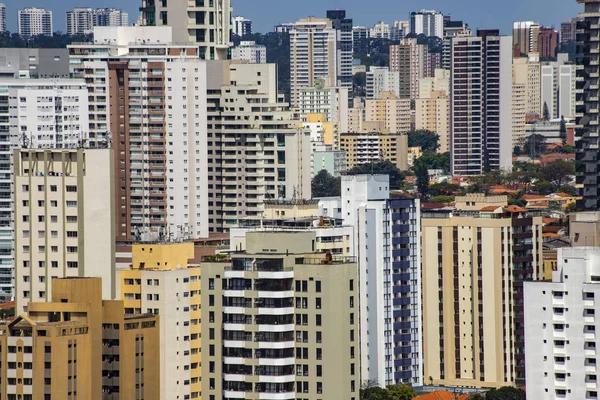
[[524, 247, 600, 399], [513, 54, 542, 117], [68, 27, 209, 242], [422, 199, 544, 387], [289, 18, 337, 107], [390, 39, 427, 99], [367, 67, 400, 99], [364, 92, 411, 134], [513, 21, 541, 56], [410, 10, 444, 38], [206, 61, 312, 232], [121, 242, 201, 400], [297, 79, 349, 137], [232, 16, 252, 37], [0, 277, 159, 400], [538, 27, 559, 59], [14, 149, 115, 313], [327, 10, 354, 105], [0, 3, 5, 33], [18, 7, 53, 37], [201, 231, 360, 399], [231, 41, 266, 64], [450, 31, 512, 175], [415, 91, 450, 153], [66, 8, 94, 35], [575, 0, 600, 210], [340, 133, 408, 171], [541, 54, 576, 120], [341, 175, 422, 386], [0, 49, 69, 79], [140, 0, 231, 60]]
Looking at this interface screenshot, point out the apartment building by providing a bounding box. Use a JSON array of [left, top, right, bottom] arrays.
[[576, 0, 600, 210], [312, 143, 347, 177], [0, 3, 5, 33], [0, 49, 69, 79], [232, 16, 252, 37], [230, 199, 354, 256], [364, 92, 411, 134], [422, 197, 544, 387], [139, 0, 231, 60], [340, 175, 422, 386], [340, 132, 408, 171], [410, 9, 444, 38], [14, 149, 115, 314], [415, 91, 450, 153], [297, 79, 349, 137], [201, 231, 359, 400], [367, 67, 400, 99], [206, 61, 312, 232], [327, 10, 354, 105], [390, 38, 427, 99], [418, 68, 450, 98], [513, 54, 542, 117], [66, 8, 129, 35], [450, 30, 512, 175], [524, 247, 600, 399], [121, 242, 201, 400], [289, 17, 337, 107], [0, 277, 159, 400], [513, 21, 541, 56], [18, 8, 53, 38], [541, 53, 576, 120], [538, 27, 559, 59], [68, 27, 209, 243], [512, 83, 527, 147], [231, 41, 266, 64], [352, 26, 369, 53]]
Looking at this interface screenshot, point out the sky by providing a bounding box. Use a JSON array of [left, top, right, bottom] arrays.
[[5, 0, 581, 35]]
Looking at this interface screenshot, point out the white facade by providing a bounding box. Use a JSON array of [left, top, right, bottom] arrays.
[[232, 16, 252, 37], [367, 67, 400, 99], [370, 21, 391, 39], [410, 10, 444, 38], [66, 8, 93, 35], [541, 54, 576, 119], [231, 41, 266, 64], [525, 247, 600, 399], [94, 8, 128, 27], [298, 83, 349, 133], [18, 7, 53, 37]]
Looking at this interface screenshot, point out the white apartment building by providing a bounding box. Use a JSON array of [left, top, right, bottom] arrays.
[[66, 8, 94, 35], [18, 8, 53, 37], [366, 67, 400, 99], [410, 10, 444, 38], [297, 79, 349, 134], [231, 41, 266, 64], [68, 27, 209, 242], [524, 247, 600, 399], [513, 53, 542, 116], [418, 68, 450, 98], [14, 148, 115, 314], [0, 3, 6, 33], [140, 0, 231, 60], [370, 21, 391, 39], [94, 8, 128, 28], [541, 53, 576, 119], [232, 16, 252, 37], [290, 18, 337, 107]]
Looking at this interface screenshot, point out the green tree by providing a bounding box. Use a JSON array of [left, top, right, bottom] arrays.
[[429, 182, 464, 197], [386, 384, 416, 400], [513, 146, 522, 156], [346, 160, 405, 190], [557, 184, 578, 196], [413, 152, 450, 172], [540, 159, 575, 189], [407, 130, 440, 152], [485, 386, 526, 400], [559, 115, 567, 142], [360, 383, 389, 400], [311, 170, 341, 198], [429, 195, 455, 203], [524, 134, 548, 159], [543, 101, 550, 121], [532, 180, 555, 195], [470, 394, 485, 400], [414, 162, 430, 199]]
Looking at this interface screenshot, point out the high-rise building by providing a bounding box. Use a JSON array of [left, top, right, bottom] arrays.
[[206, 61, 312, 232], [0, 277, 159, 400], [232, 15, 252, 37], [18, 7, 53, 37], [513, 53, 542, 116], [441, 24, 472, 71], [14, 148, 115, 314], [415, 91, 450, 153], [340, 132, 409, 171], [66, 7, 93, 35], [93, 8, 128, 27], [289, 17, 337, 107], [392, 20, 410, 40], [68, 27, 209, 243], [422, 196, 544, 387], [539, 27, 559, 59], [366, 66, 400, 99], [0, 3, 6, 33], [201, 231, 360, 399], [418, 68, 450, 98], [390, 38, 428, 99], [327, 10, 354, 105], [121, 242, 201, 400], [364, 92, 412, 134], [512, 83, 527, 147], [339, 175, 422, 386], [576, 0, 600, 210], [450, 30, 512, 175], [352, 26, 369, 54], [298, 79, 349, 135], [541, 53, 576, 119], [370, 21, 391, 39], [140, 0, 231, 60], [524, 247, 600, 398], [513, 21, 541, 56], [561, 18, 580, 44], [410, 9, 445, 38], [231, 41, 266, 63]]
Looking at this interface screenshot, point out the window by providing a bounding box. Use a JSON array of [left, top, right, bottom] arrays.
[[51, 216, 57, 223], [67, 231, 78, 238], [316, 314, 322, 326], [209, 295, 214, 306], [350, 279, 354, 291], [66, 186, 77, 192], [37, 185, 44, 191], [22, 215, 29, 222], [209, 328, 215, 340], [316, 331, 322, 343], [316, 280, 321, 292], [50, 185, 57, 192], [22, 185, 29, 192], [350, 296, 354, 308], [316, 298, 321, 309], [316, 348, 322, 360], [317, 365, 322, 377], [66, 201, 77, 208]]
